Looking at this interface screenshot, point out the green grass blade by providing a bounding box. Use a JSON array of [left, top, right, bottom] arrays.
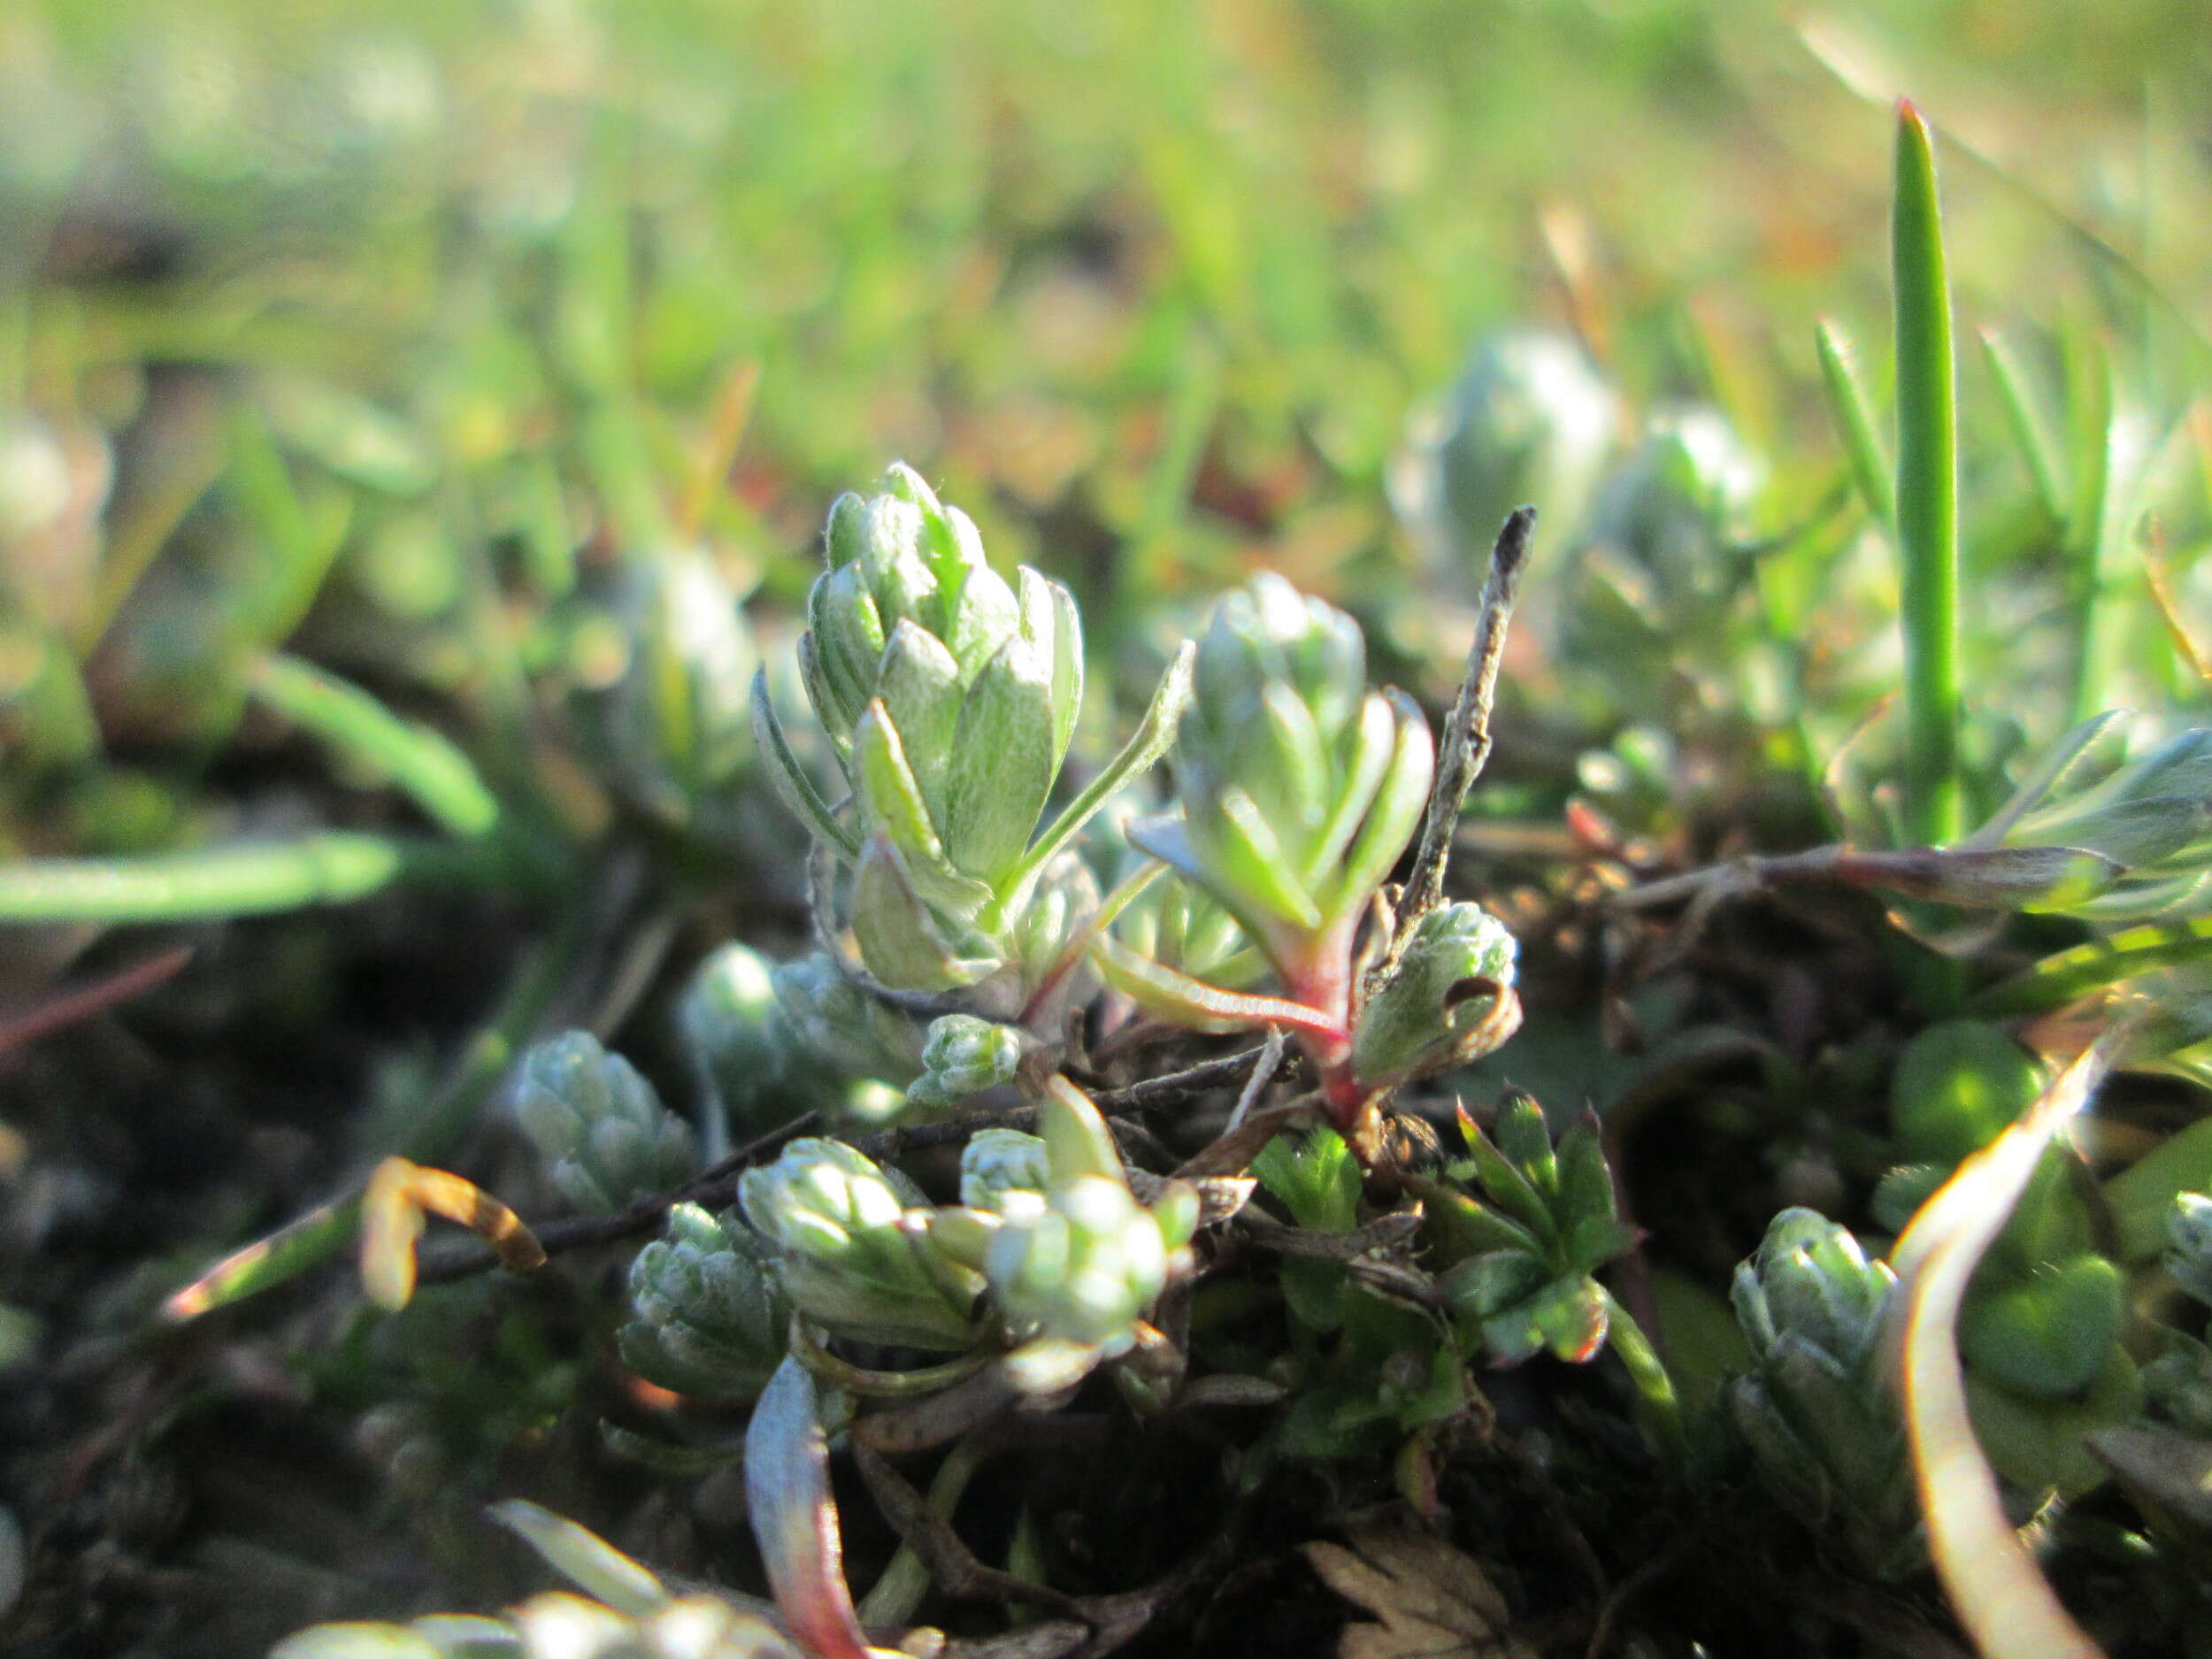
[[1969, 915, 2212, 1017], [160, 1196, 362, 1321], [252, 655, 500, 839], [1978, 328, 2069, 522], [0, 833, 454, 923], [225, 411, 351, 649], [1814, 317, 1895, 530], [2062, 336, 2128, 726], [1892, 102, 1964, 849]]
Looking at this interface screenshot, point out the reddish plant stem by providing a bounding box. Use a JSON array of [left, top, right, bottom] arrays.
[[1279, 929, 1365, 1133]]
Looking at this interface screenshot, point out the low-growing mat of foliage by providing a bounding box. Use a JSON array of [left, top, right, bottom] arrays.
[[4, 4, 2212, 1658]]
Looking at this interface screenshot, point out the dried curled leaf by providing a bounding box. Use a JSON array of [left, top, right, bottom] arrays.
[[359, 1156, 545, 1311], [1302, 1525, 1535, 1659], [1887, 1041, 2113, 1659]]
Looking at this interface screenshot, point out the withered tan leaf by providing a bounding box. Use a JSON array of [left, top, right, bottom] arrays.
[[1302, 1525, 1534, 1659]]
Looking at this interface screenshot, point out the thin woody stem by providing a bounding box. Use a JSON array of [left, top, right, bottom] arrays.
[[1390, 508, 1537, 964], [415, 1043, 1285, 1284]]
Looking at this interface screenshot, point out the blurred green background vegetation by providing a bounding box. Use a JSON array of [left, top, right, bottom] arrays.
[[4, 0, 2207, 810], [4, 3, 2212, 1653]]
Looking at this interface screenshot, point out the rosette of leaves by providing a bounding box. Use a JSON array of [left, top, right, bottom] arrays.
[[769, 950, 926, 1091], [957, 1126, 1050, 1213], [510, 1031, 696, 1214], [741, 1138, 980, 1351], [682, 942, 909, 1130], [1420, 1094, 1635, 1364], [926, 1079, 1198, 1393], [1724, 1209, 1919, 1577], [1111, 871, 1264, 1006], [570, 549, 757, 843], [1119, 574, 1435, 1129], [1553, 405, 1769, 728], [751, 463, 1189, 1000], [620, 1202, 787, 1399], [1578, 406, 1763, 615], [903, 1013, 1031, 1114], [680, 941, 806, 1133], [1390, 326, 1619, 590], [1253, 1127, 1467, 1464]]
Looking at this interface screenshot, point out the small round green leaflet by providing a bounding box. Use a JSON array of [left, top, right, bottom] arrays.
[[1890, 1020, 2047, 1166], [1957, 1255, 2124, 1400]]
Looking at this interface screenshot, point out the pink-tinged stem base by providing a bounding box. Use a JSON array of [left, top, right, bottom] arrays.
[[1279, 933, 1371, 1142]]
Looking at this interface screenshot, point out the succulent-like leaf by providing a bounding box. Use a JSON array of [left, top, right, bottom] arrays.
[[943, 635, 1056, 886], [849, 836, 999, 994], [752, 670, 860, 861], [872, 620, 964, 819], [744, 1357, 879, 1659]]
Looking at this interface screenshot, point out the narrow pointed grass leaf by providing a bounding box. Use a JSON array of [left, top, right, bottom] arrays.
[[488, 1499, 667, 1619], [751, 670, 860, 861], [2064, 335, 2124, 726], [1815, 317, 1895, 529], [1970, 914, 2212, 1016], [1892, 103, 1964, 849], [164, 925, 578, 1319], [1978, 328, 2069, 521], [0, 832, 439, 923], [252, 655, 499, 839], [1964, 711, 2131, 849], [2062, 332, 2116, 569], [226, 409, 351, 649]]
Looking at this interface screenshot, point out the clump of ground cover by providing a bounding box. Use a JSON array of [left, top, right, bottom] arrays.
[[4, 4, 2212, 1658]]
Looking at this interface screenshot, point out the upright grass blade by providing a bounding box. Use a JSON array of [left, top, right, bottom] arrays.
[[1978, 328, 2069, 522], [251, 655, 501, 839], [1892, 103, 1964, 851], [1814, 318, 1895, 531], [2062, 336, 2132, 726]]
